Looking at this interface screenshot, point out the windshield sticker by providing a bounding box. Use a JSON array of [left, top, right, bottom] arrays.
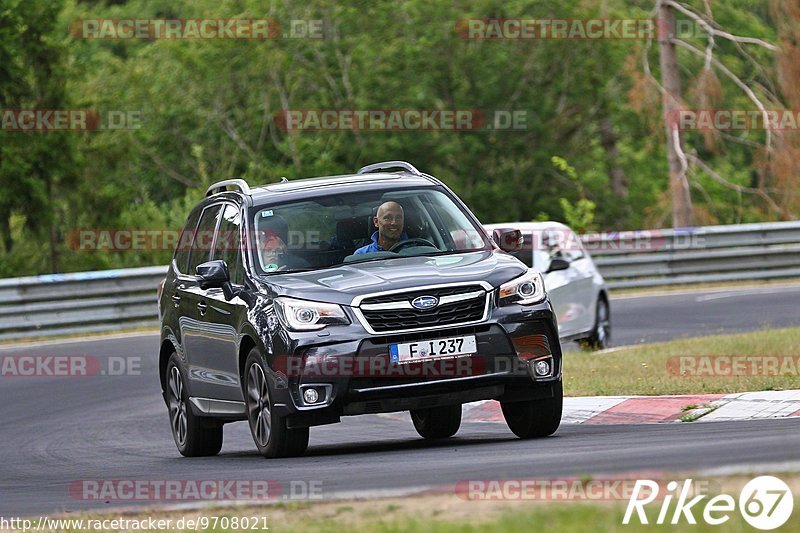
[[261, 210, 274, 217]]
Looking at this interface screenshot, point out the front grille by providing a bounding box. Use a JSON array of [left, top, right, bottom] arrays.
[[359, 285, 488, 333], [363, 285, 482, 305]]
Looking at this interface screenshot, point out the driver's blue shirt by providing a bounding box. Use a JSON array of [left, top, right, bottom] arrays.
[[354, 231, 408, 254]]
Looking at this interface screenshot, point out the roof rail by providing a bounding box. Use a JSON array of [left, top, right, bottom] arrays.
[[205, 179, 251, 197], [357, 160, 422, 176]]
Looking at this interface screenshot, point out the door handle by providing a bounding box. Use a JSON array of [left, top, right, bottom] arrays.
[[197, 300, 208, 315], [171, 294, 181, 308]]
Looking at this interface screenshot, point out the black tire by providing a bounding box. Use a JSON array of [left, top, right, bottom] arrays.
[[501, 382, 562, 439], [244, 349, 309, 458], [165, 353, 223, 457], [410, 404, 462, 439], [581, 296, 611, 351]]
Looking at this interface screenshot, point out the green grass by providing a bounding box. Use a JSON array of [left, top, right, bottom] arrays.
[[47, 496, 800, 533], [36, 473, 800, 533], [564, 327, 800, 396], [263, 504, 751, 533]]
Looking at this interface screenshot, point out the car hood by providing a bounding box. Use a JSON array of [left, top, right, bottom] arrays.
[[260, 251, 528, 306]]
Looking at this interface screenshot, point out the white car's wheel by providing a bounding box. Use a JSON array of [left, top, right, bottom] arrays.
[[581, 297, 610, 350]]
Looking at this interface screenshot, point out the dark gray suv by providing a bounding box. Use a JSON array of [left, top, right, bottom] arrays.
[[157, 161, 563, 458]]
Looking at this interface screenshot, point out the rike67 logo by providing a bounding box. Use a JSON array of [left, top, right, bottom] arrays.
[[624, 476, 793, 530]]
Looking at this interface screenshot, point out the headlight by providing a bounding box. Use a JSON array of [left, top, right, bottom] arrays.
[[498, 271, 546, 305], [273, 297, 350, 331]]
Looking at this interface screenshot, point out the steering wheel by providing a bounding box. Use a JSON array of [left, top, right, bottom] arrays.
[[389, 238, 438, 252]]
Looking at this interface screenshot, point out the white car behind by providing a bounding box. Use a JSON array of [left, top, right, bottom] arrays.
[[485, 221, 610, 349]]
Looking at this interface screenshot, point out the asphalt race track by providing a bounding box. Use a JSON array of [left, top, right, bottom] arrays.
[[611, 284, 800, 345], [1, 284, 799, 516]]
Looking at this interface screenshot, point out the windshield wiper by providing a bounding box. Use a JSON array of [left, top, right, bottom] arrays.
[[399, 249, 487, 258], [338, 255, 396, 266], [261, 267, 324, 275]]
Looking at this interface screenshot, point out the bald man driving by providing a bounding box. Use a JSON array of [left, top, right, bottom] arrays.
[[354, 201, 409, 254]]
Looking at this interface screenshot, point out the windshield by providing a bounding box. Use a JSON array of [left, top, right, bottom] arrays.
[[251, 187, 491, 274]]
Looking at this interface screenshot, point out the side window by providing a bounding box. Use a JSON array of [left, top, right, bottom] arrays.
[[213, 204, 243, 285], [416, 193, 485, 250], [437, 207, 467, 249], [545, 228, 585, 263], [173, 209, 202, 274], [544, 230, 562, 259], [187, 205, 222, 275], [562, 231, 585, 262]]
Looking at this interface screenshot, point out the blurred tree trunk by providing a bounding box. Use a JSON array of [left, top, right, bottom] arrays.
[[0, 211, 11, 254], [658, 2, 693, 227], [47, 180, 60, 273], [599, 117, 629, 198], [771, 0, 800, 217]]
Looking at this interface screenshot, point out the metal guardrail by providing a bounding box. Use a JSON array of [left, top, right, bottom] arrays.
[[585, 221, 800, 289], [0, 221, 797, 340], [0, 266, 166, 341]]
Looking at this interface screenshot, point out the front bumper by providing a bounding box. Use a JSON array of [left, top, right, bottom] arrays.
[[268, 299, 562, 428]]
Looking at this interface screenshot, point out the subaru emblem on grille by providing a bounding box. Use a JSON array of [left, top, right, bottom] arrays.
[[411, 295, 439, 310]]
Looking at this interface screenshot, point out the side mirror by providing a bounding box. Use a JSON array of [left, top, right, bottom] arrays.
[[196, 260, 230, 289], [493, 228, 523, 253], [546, 258, 570, 273]]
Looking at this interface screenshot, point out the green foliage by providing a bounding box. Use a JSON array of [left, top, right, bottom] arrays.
[[0, 0, 79, 275], [551, 156, 578, 181], [0, 0, 791, 276], [535, 157, 597, 232], [559, 198, 597, 234]]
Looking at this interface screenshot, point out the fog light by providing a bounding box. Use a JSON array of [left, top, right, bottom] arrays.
[[533, 360, 551, 377], [303, 388, 320, 404]]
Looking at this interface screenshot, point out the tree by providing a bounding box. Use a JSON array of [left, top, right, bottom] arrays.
[[0, 0, 78, 273], [647, 0, 791, 227], [658, 1, 693, 227], [0, 0, 794, 276]]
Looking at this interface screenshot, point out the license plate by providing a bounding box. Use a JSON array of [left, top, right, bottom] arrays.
[[389, 335, 477, 363]]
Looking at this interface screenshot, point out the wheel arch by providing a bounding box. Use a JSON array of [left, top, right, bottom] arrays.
[[238, 334, 257, 389], [158, 338, 176, 396]]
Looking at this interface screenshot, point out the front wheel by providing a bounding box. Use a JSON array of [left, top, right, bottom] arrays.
[[165, 354, 223, 457], [244, 349, 308, 458], [410, 404, 462, 439], [501, 382, 562, 439]]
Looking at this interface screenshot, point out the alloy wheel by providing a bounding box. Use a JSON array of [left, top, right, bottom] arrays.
[[168, 366, 187, 446], [247, 363, 272, 447]]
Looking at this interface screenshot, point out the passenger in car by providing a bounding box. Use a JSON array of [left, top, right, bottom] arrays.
[[257, 214, 309, 271], [354, 201, 409, 254]]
